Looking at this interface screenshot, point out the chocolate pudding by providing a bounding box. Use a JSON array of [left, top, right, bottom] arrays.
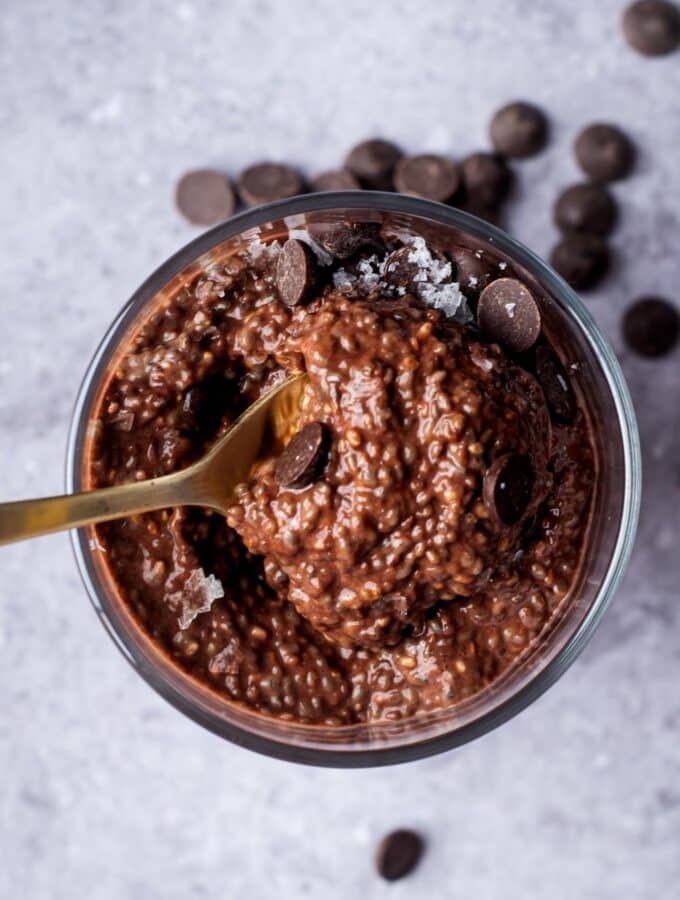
[[88, 221, 595, 725]]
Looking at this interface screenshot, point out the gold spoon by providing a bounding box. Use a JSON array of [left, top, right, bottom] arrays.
[[0, 374, 307, 547]]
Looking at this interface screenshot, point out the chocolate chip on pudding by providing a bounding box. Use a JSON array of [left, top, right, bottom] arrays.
[[276, 239, 318, 307], [477, 278, 542, 353]]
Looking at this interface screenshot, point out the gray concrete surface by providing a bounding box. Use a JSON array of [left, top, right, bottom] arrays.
[[0, 1, 678, 898]]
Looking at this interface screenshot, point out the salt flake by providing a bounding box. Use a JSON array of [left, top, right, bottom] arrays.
[[325, 233, 472, 322], [247, 239, 281, 262], [178, 569, 225, 629]]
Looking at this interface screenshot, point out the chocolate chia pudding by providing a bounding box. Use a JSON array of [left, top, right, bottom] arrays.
[[87, 218, 596, 726]]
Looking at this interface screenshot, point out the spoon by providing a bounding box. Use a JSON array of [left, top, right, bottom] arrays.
[[0, 374, 307, 547]]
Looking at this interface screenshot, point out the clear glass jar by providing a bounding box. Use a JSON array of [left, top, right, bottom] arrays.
[[66, 193, 641, 767]]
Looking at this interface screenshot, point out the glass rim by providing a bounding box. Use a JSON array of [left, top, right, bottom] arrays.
[[66, 191, 642, 767]]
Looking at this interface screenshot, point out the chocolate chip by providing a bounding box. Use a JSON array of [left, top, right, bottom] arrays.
[[175, 170, 236, 226], [393, 154, 460, 202], [308, 221, 382, 259], [554, 183, 618, 236], [450, 247, 496, 297], [382, 245, 449, 293], [310, 170, 361, 192], [276, 239, 318, 307], [622, 0, 680, 56], [237, 163, 303, 206], [477, 278, 541, 352], [484, 453, 534, 526], [574, 124, 635, 182], [383, 246, 420, 289], [344, 139, 402, 189], [622, 297, 679, 357], [461, 152, 513, 208], [489, 102, 548, 158], [275, 422, 329, 489], [375, 830, 424, 882], [535, 346, 577, 423], [550, 234, 610, 290]]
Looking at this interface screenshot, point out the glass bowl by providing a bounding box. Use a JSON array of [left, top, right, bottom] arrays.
[[66, 192, 641, 767]]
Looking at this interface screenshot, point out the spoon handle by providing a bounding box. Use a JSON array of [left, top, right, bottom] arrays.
[[0, 374, 306, 548], [0, 469, 205, 547]]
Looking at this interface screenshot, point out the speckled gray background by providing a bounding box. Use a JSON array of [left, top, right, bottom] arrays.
[[1, 1, 678, 898]]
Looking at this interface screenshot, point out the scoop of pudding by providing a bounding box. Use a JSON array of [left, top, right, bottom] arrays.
[[227, 290, 551, 648]]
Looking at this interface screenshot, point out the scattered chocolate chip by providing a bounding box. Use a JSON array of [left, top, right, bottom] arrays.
[[622, 296, 679, 356], [375, 830, 424, 882], [554, 183, 618, 236], [237, 162, 303, 206], [461, 152, 513, 208], [308, 221, 382, 259], [550, 233, 610, 290], [393, 154, 460, 202], [489, 101, 548, 158], [276, 239, 318, 307], [622, 0, 680, 56], [175, 170, 236, 226], [535, 346, 577, 423], [477, 278, 541, 352], [450, 246, 496, 297], [484, 453, 535, 526], [310, 170, 361, 192], [275, 422, 329, 489], [344, 139, 402, 190], [574, 124, 635, 182]]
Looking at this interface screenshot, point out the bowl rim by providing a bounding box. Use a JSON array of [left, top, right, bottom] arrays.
[[66, 191, 641, 767]]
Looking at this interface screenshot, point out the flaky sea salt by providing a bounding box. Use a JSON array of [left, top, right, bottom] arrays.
[[333, 267, 354, 287], [178, 569, 225, 630], [333, 255, 382, 290], [404, 237, 471, 321], [504, 302, 516, 318], [356, 255, 382, 288], [419, 280, 471, 320], [405, 237, 453, 284], [332, 235, 472, 322], [247, 238, 282, 262]]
